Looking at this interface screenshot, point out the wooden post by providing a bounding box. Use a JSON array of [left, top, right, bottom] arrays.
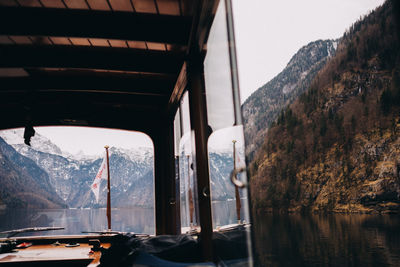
[[153, 125, 178, 235], [105, 145, 111, 231], [187, 52, 213, 261]]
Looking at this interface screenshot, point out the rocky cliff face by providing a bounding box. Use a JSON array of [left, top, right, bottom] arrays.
[[13, 144, 154, 208], [242, 39, 337, 160], [0, 137, 66, 209], [250, 1, 400, 214]]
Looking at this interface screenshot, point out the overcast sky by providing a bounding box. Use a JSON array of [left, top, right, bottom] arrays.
[[36, 127, 153, 156], [29, 1, 386, 155], [232, 0, 386, 102]]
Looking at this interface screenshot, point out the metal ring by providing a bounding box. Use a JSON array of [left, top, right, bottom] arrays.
[[230, 167, 247, 188]]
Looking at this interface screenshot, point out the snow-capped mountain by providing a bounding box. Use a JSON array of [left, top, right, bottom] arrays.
[[0, 129, 155, 208], [0, 128, 64, 156], [0, 136, 66, 209], [0, 128, 239, 208]]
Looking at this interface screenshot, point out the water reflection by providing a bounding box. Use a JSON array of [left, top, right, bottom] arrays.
[[177, 200, 250, 229], [212, 200, 249, 227], [253, 213, 400, 267], [0, 208, 155, 237], [2, 208, 398, 266]]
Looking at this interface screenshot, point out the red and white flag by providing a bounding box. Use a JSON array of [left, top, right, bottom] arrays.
[[235, 147, 246, 169], [91, 154, 108, 203]]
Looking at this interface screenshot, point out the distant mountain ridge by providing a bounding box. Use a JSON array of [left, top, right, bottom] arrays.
[[0, 137, 66, 209], [242, 39, 337, 160], [0, 129, 155, 208], [1, 129, 64, 156], [0, 130, 239, 209]]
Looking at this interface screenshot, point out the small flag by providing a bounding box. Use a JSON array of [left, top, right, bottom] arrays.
[[235, 146, 246, 169], [91, 154, 108, 203]]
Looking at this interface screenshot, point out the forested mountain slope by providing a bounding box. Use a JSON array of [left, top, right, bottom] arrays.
[[250, 0, 400, 213], [243, 39, 337, 160]]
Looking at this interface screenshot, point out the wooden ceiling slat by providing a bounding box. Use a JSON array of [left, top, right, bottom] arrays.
[[70, 37, 91, 46], [64, 0, 89, 9], [131, 0, 157, 14], [127, 41, 147, 49], [146, 42, 166, 51], [49, 37, 72, 45], [0, 0, 18, 7], [89, 38, 110, 47], [109, 0, 133, 12], [86, 0, 110, 11], [156, 0, 180, 15], [0, 7, 191, 45], [9, 36, 32, 44], [30, 36, 53, 45], [109, 39, 128, 48], [40, 0, 66, 8], [0, 68, 29, 77], [0, 36, 14, 44], [0, 45, 184, 74], [166, 44, 185, 52], [17, 0, 41, 7]]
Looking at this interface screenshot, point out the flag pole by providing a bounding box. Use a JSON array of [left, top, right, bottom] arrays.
[[233, 140, 241, 224], [105, 145, 111, 231]]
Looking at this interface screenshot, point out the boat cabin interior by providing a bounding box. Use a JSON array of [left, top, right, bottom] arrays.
[[0, 0, 253, 266]]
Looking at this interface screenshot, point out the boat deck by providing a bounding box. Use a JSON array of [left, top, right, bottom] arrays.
[[0, 241, 110, 266]]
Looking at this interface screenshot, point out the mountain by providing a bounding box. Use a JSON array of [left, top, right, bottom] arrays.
[[0, 137, 66, 209], [15, 145, 154, 208], [250, 0, 400, 213], [1, 128, 64, 156], [242, 39, 337, 160], [0, 129, 155, 208], [0, 129, 239, 209], [208, 151, 246, 200]]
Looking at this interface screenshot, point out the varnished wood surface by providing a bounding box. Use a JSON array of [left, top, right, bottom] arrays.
[[0, 242, 110, 266]]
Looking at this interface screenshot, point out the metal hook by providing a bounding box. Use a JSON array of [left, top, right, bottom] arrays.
[[230, 167, 247, 188]]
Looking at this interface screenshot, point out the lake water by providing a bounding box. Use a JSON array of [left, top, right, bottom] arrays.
[[0, 207, 155, 236], [1, 206, 399, 267], [253, 213, 400, 267], [0, 201, 250, 237]]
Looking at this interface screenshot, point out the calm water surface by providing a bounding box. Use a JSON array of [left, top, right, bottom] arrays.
[[0, 202, 245, 237], [253, 213, 400, 267], [1, 206, 399, 267], [0, 207, 155, 236]]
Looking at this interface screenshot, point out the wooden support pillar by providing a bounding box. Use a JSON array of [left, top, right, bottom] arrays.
[[153, 123, 178, 235], [187, 53, 213, 261]]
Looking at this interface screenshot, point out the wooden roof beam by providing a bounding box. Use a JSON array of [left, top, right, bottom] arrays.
[[0, 75, 174, 96], [0, 45, 184, 74], [0, 7, 191, 45]]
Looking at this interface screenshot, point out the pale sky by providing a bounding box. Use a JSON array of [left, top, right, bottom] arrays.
[[232, 0, 386, 102], [36, 126, 153, 156], [21, 1, 386, 155]]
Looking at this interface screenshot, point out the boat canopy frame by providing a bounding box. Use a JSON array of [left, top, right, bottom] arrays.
[[0, 0, 250, 262]]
